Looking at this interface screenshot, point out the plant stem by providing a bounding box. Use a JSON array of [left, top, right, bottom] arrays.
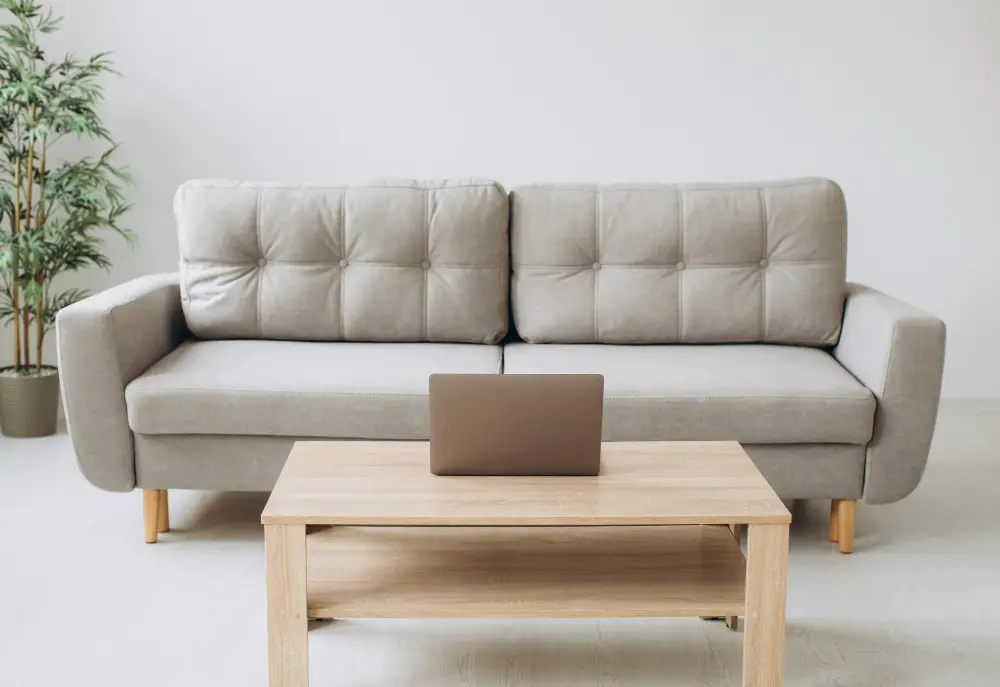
[[37, 153, 46, 225], [35, 151, 47, 370], [25, 105, 35, 232], [35, 284, 44, 372], [23, 298, 31, 369], [12, 157, 22, 370], [23, 104, 36, 370]]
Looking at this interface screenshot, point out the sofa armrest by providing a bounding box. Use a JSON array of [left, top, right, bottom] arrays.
[[833, 283, 946, 504], [56, 274, 187, 491]]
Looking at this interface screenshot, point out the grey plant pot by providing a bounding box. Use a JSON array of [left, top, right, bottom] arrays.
[[0, 366, 60, 438]]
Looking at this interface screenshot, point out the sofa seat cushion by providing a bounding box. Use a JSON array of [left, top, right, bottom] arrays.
[[503, 343, 875, 444], [125, 340, 501, 438]]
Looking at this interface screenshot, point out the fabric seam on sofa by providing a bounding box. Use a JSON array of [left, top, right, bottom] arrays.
[[603, 395, 871, 402], [340, 190, 346, 338], [422, 189, 429, 340], [759, 187, 768, 339], [879, 322, 899, 401], [518, 179, 830, 193], [189, 182, 503, 192], [131, 389, 434, 398], [515, 260, 837, 269], [594, 190, 600, 340], [129, 390, 869, 402], [677, 191, 685, 338], [181, 259, 507, 268], [255, 188, 263, 338]]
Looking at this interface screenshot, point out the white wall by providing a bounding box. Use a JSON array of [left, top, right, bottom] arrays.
[[12, 0, 1000, 397]]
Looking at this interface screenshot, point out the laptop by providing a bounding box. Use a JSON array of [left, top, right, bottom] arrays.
[[428, 373, 605, 476]]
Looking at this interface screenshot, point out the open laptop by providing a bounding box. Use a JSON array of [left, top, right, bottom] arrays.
[[428, 373, 604, 476]]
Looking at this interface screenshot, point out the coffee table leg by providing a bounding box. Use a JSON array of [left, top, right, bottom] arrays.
[[265, 524, 308, 687], [742, 523, 789, 687]]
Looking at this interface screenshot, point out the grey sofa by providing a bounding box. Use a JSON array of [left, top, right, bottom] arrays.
[[56, 178, 946, 550]]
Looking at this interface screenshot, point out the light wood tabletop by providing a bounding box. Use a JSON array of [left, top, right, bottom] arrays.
[[261, 440, 791, 526]]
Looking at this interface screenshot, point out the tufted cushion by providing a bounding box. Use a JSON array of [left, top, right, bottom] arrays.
[[175, 179, 509, 343], [510, 178, 847, 345]]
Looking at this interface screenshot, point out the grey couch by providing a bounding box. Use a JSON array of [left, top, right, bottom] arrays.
[[56, 178, 946, 550]]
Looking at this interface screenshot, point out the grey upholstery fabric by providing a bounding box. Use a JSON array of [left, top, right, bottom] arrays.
[[135, 434, 298, 491], [56, 174, 945, 509], [134, 434, 864, 499], [56, 274, 187, 492], [744, 444, 865, 500], [125, 340, 502, 438], [834, 284, 946, 504], [176, 179, 509, 343], [510, 178, 846, 344], [503, 343, 874, 444]]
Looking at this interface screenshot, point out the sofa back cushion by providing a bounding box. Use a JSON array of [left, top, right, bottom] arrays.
[[510, 178, 846, 345], [176, 179, 509, 343]]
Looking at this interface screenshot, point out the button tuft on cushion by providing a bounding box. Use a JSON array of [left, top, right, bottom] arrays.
[[592, 262, 601, 271], [760, 258, 769, 267], [257, 258, 267, 267], [676, 261, 686, 270], [422, 260, 431, 269], [339, 259, 348, 268]]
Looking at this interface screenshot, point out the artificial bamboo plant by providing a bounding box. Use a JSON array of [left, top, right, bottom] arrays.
[[0, 0, 132, 377]]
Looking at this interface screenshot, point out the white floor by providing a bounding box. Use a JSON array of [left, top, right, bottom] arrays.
[[2, 402, 999, 686]]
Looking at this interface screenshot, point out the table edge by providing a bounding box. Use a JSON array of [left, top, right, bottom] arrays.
[[261, 514, 793, 526]]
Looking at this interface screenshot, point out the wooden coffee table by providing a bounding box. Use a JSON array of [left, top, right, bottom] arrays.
[[261, 440, 791, 687]]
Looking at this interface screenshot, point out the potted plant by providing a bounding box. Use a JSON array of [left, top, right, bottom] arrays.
[[0, 0, 132, 437]]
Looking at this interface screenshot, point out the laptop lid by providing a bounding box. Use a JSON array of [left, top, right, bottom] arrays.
[[428, 373, 604, 476]]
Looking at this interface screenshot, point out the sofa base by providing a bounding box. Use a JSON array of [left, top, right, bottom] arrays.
[[134, 435, 863, 551], [135, 434, 298, 492], [134, 434, 866, 498]]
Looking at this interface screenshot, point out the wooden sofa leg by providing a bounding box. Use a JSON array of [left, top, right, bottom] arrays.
[[838, 499, 856, 554], [829, 499, 840, 542], [157, 489, 170, 534], [143, 489, 161, 544]]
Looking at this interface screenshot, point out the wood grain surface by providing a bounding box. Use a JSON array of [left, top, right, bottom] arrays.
[[742, 523, 789, 686], [265, 525, 309, 687], [306, 524, 746, 619], [262, 441, 790, 526]]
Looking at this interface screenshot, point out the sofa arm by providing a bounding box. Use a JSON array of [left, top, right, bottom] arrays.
[[833, 283, 946, 504], [56, 274, 187, 492]]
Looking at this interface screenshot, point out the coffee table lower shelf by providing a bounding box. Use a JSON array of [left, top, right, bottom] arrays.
[[305, 524, 746, 619]]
